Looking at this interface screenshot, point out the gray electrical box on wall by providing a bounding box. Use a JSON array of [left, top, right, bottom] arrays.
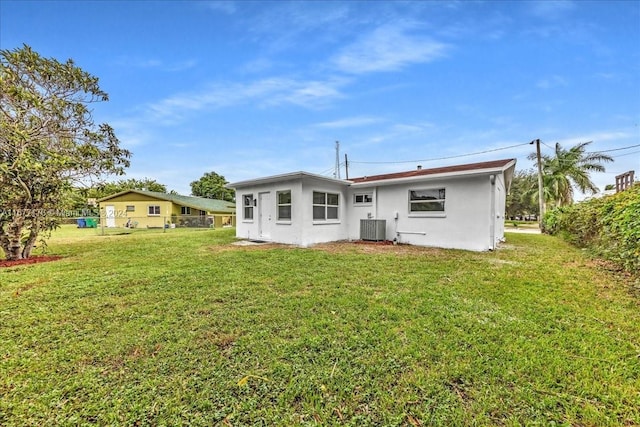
[[360, 219, 386, 241]]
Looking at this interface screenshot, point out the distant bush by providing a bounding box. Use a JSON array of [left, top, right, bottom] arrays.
[[544, 184, 640, 273]]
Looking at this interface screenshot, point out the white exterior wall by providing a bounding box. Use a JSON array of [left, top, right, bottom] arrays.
[[493, 172, 507, 245], [299, 177, 349, 246], [233, 166, 512, 251], [347, 174, 496, 251], [234, 176, 349, 246], [235, 178, 304, 244]]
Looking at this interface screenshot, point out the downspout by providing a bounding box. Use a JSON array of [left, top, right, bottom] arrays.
[[373, 186, 378, 218], [489, 174, 496, 250]]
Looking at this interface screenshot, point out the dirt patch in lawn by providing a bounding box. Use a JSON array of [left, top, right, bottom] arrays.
[[0, 255, 63, 268], [211, 239, 448, 256], [312, 241, 447, 256]]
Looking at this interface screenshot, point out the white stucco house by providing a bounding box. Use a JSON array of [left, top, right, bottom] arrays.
[[227, 158, 516, 251]]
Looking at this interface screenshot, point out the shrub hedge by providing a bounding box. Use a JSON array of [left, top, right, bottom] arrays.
[[544, 183, 640, 273]]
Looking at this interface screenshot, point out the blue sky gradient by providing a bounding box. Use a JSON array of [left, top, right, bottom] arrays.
[[2, 0, 639, 196]]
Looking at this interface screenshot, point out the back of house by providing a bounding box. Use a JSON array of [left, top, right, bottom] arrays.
[[228, 159, 516, 251]]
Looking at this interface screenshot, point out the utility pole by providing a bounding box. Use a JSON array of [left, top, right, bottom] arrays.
[[334, 141, 340, 179], [532, 138, 545, 229], [344, 153, 349, 179]]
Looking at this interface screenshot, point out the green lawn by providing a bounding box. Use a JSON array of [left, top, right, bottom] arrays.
[[1, 226, 638, 426]]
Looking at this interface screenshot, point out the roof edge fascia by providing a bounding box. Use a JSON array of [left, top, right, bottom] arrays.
[[350, 160, 516, 187], [97, 189, 152, 203], [228, 171, 350, 188]]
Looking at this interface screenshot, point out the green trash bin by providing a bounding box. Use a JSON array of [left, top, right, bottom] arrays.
[[85, 218, 97, 228]]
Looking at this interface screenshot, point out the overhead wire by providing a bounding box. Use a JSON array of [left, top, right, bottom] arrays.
[[524, 141, 640, 166], [611, 149, 640, 158], [594, 143, 640, 153], [534, 141, 639, 154], [317, 162, 346, 177], [349, 141, 531, 165], [322, 141, 638, 176]]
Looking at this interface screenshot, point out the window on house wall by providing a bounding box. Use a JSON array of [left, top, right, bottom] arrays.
[[181, 206, 191, 215], [277, 190, 292, 221], [409, 188, 446, 213], [243, 194, 254, 220], [126, 205, 135, 212], [148, 205, 161, 215], [354, 192, 373, 205], [313, 191, 339, 221]]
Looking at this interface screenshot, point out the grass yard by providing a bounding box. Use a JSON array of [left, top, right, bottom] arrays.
[[1, 226, 638, 426]]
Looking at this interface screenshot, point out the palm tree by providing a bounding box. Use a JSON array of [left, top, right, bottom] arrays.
[[527, 141, 613, 207]]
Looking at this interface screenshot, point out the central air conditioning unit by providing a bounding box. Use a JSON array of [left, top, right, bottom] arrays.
[[360, 219, 386, 241]]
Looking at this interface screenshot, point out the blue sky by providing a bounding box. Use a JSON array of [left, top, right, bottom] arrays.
[[2, 0, 639, 197]]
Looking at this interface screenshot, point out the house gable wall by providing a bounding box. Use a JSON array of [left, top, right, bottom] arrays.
[[103, 193, 161, 202], [99, 200, 173, 228]]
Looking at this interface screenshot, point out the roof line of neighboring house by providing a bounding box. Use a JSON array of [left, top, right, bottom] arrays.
[[97, 189, 235, 213], [228, 158, 516, 189]]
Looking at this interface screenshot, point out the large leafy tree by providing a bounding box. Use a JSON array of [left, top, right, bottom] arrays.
[[0, 45, 131, 260], [528, 141, 613, 207], [190, 171, 234, 201]]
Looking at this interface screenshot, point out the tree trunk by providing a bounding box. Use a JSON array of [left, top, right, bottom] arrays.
[[21, 220, 40, 259], [1, 216, 26, 260]]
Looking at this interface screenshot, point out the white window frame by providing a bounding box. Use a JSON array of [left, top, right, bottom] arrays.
[[181, 206, 191, 215], [148, 205, 161, 216], [243, 194, 254, 221], [126, 205, 135, 212], [276, 190, 292, 222], [408, 188, 446, 216], [313, 191, 339, 222], [353, 192, 373, 205]]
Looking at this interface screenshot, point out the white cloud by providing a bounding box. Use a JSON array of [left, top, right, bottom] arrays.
[[557, 131, 632, 147], [202, 1, 237, 15], [314, 116, 382, 129], [537, 75, 568, 89], [528, 0, 575, 20], [270, 79, 346, 108], [144, 77, 347, 122], [245, 2, 352, 53], [108, 118, 152, 148], [113, 56, 197, 72], [332, 22, 449, 74]]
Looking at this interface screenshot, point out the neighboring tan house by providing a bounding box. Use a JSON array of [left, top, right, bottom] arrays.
[[97, 190, 236, 229], [228, 159, 516, 251]]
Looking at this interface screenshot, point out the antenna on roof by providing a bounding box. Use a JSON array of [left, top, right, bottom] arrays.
[[334, 141, 341, 179]]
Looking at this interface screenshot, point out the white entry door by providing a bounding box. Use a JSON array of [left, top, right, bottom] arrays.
[[105, 205, 116, 227], [258, 192, 272, 239]]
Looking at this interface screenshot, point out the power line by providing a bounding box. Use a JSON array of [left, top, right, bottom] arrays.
[[611, 149, 640, 158], [317, 162, 346, 177], [350, 141, 531, 165], [528, 142, 640, 165], [541, 140, 555, 150], [593, 143, 640, 153], [323, 141, 637, 176], [538, 141, 640, 154]]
